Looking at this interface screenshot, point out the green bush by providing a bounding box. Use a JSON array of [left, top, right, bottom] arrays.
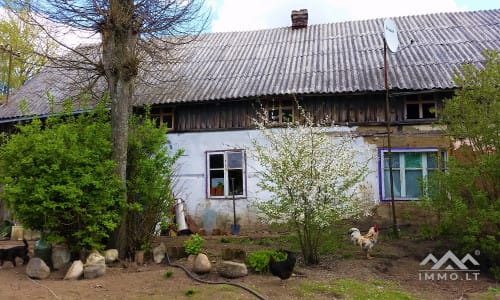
[[0, 99, 123, 255], [125, 110, 182, 254], [246, 250, 286, 273], [184, 233, 205, 255]]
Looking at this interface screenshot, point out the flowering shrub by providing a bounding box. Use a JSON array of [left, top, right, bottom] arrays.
[[249, 105, 372, 264]]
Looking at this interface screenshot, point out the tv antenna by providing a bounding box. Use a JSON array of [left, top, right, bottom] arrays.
[[383, 18, 399, 238]]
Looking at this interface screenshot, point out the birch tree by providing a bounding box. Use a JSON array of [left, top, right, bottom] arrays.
[[250, 107, 373, 265]]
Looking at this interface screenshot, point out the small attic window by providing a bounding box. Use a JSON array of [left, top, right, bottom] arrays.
[[405, 95, 436, 120], [266, 99, 295, 124], [150, 107, 174, 130]]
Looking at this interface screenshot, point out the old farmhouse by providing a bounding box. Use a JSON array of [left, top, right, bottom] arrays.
[[1, 9, 499, 231]]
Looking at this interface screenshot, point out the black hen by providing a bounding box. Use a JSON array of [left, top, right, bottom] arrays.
[[269, 250, 296, 284]]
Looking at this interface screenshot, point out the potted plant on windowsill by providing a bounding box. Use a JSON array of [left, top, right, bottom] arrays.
[[215, 182, 224, 196]]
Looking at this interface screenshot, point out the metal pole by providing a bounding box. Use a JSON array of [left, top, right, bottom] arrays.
[[231, 177, 236, 225], [384, 40, 399, 238]]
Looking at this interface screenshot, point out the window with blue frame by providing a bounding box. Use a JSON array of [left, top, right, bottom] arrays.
[[379, 148, 446, 201]]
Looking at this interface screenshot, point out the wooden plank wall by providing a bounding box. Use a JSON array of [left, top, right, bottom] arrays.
[[155, 91, 450, 132], [173, 93, 392, 131]]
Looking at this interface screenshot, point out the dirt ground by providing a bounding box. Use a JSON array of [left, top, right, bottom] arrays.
[[0, 227, 498, 300]]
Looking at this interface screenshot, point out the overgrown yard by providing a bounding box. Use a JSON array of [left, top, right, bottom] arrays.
[[0, 225, 498, 299]]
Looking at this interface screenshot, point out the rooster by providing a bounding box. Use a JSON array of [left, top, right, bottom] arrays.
[[348, 224, 379, 259], [269, 250, 296, 285]]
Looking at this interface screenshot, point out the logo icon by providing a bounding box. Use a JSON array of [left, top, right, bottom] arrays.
[[419, 250, 480, 281]]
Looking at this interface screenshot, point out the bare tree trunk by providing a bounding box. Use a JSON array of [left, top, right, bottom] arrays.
[[101, 0, 139, 257]]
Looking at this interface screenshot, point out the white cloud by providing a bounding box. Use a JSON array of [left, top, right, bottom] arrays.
[[211, 0, 468, 32]]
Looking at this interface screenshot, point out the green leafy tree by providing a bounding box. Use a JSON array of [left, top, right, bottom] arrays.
[[250, 106, 372, 265], [125, 110, 183, 255], [0, 99, 123, 256], [423, 50, 500, 279], [0, 10, 55, 101]]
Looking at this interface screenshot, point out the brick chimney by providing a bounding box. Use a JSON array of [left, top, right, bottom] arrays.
[[291, 9, 308, 29]]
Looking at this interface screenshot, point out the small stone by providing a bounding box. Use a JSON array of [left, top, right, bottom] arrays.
[[86, 251, 105, 265], [84, 263, 106, 279], [153, 243, 166, 264], [105, 249, 119, 264], [193, 253, 211, 274], [217, 261, 248, 278], [64, 260, 84, 280], [26, 257, 51, 279]]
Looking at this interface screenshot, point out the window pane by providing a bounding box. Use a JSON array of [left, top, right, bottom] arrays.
[[228, 169, 243, 195], [422, 103, 436, 118], [282, 108, 293, 123], [406, 103, 420, 119], [209, 154, 224, 169], [427, 152, 438, 169], [384, 152, 400, 168], [227, 152, 243, 169], [210, 171, 224, 188], [162, 114, 173, 128], [405, 170, 423, 198], [405, 152, 422, 168], [384, 170, 401, 198], [427, 170, 437, 180], [268, 109, 278, 122]]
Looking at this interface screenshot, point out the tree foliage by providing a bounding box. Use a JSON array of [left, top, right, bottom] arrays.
[[423, 49, 500, 279], [0, 99, 123, 255], [0, 9, 55, 101], [250, 106, 372, 265], [0, 99, 183, 258], [125, 109, 183, 255]]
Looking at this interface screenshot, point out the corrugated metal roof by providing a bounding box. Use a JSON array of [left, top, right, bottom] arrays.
[[1, 9, 499, 120]]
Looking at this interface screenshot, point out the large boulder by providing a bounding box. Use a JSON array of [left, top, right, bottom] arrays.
[[217, 261, 248, 278], [153, 242, 166, 264], [64, 260, 84, 280], [193, 253, 211, 274], [26, 258, 51, 279]]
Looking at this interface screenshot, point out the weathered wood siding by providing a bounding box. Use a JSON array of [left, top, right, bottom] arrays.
[[166, 91, 451, 132]]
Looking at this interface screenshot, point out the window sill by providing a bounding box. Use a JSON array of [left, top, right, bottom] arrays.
[[381, 198, 420, 202], [208, 196, 247, 200]]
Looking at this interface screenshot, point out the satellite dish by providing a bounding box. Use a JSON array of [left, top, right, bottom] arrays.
[[384, 18, 399, 53]]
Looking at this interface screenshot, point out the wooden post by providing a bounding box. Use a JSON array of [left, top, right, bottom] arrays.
[[384, 40, 399, 238]]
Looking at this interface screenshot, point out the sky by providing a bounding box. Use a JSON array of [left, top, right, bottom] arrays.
[[1, 1, 498, 47], [206, 0, 499, 32]]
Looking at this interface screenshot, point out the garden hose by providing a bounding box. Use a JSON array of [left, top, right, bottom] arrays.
[[164, 250, 267, 300]]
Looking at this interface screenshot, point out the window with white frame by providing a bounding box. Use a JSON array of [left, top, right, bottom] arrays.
[[207, 150, 246, 198], [380, 148, 446, 201]]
